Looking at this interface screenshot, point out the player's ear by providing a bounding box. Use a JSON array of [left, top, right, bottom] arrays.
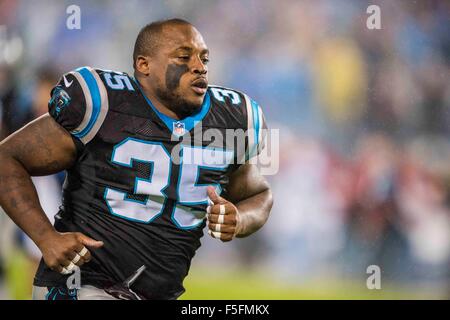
[[135, 55, 151, 76]]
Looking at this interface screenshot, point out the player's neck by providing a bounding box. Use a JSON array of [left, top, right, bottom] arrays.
[[136, 78, 182, 120]]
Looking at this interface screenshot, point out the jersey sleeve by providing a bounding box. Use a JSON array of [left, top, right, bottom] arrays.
[[242, 95, 268, 163], [48, 66, 108, 145]]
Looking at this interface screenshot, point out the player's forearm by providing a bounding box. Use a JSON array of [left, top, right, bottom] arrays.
[[235, 187, 273, 238], [0, 153, 56, 246]]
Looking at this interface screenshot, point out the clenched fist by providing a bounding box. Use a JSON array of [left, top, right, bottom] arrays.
[[206, 186, 241, 242], [37, 231, 104, 274]]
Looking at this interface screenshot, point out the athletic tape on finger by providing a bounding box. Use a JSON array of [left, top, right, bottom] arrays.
[[66, 262, 75, 272], [72, 254, 81, 264], [78, 247, 88, 257], [60, 267, 70, 275], [218, 214, 225, 224], [219, 204, 225, 215], [214, 223, 221, 232], [208, 230, 222, 239]]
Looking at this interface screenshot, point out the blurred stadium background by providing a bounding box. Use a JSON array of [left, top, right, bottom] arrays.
[[0, 0, 449, 299]]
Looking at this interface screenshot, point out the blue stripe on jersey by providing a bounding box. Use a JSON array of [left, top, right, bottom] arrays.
[[74, 67, 101, 139], [251, 99, 260, 150]]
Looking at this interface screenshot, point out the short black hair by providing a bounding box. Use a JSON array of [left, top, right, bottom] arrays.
[[133, 18, 192, 68]]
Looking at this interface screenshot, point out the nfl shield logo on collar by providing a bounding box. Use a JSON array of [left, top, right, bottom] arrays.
[[173, 121, 185, 136]]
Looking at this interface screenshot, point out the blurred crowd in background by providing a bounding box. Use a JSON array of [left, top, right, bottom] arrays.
[[0, 0, 449, 298]]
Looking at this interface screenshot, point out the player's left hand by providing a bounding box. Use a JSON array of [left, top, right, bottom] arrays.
[[206, 186, 241, 242]]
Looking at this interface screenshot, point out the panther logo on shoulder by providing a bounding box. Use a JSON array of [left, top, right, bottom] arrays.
[[49, 87, 71, 117]]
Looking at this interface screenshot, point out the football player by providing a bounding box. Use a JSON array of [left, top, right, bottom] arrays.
[[0, 18, 273, 300]]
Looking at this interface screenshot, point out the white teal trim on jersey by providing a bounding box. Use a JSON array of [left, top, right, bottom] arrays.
[[104, 72, 135, 91], [243, 93, 261, 161], [83, 67, 109, 143], [68, 70, 92, 137], [172, 145, 234, 229], [104, 138, 171, 224], [70, 67, 109, 144], [103, 138, 233, 228], [210, 86, 241, 104]]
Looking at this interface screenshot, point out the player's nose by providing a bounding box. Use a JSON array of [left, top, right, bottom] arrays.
[[191, 56, 207, 75]]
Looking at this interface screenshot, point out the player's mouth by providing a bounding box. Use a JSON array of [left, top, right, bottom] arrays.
[[191, 78, 208, 95]]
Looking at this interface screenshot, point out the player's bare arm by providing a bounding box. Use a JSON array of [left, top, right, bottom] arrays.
[[206, 163, 273, 242], [0, 114, 103, 274]]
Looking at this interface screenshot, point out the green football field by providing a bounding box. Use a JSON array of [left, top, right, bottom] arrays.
[[181, 267, 442, 300], [2, 250, 443, 300]]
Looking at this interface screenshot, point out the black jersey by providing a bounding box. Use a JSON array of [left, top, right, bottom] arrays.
[[34, 67, 267, 299]]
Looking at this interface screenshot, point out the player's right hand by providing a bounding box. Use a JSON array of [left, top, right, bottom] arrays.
[[37, 231, 104, 274]]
